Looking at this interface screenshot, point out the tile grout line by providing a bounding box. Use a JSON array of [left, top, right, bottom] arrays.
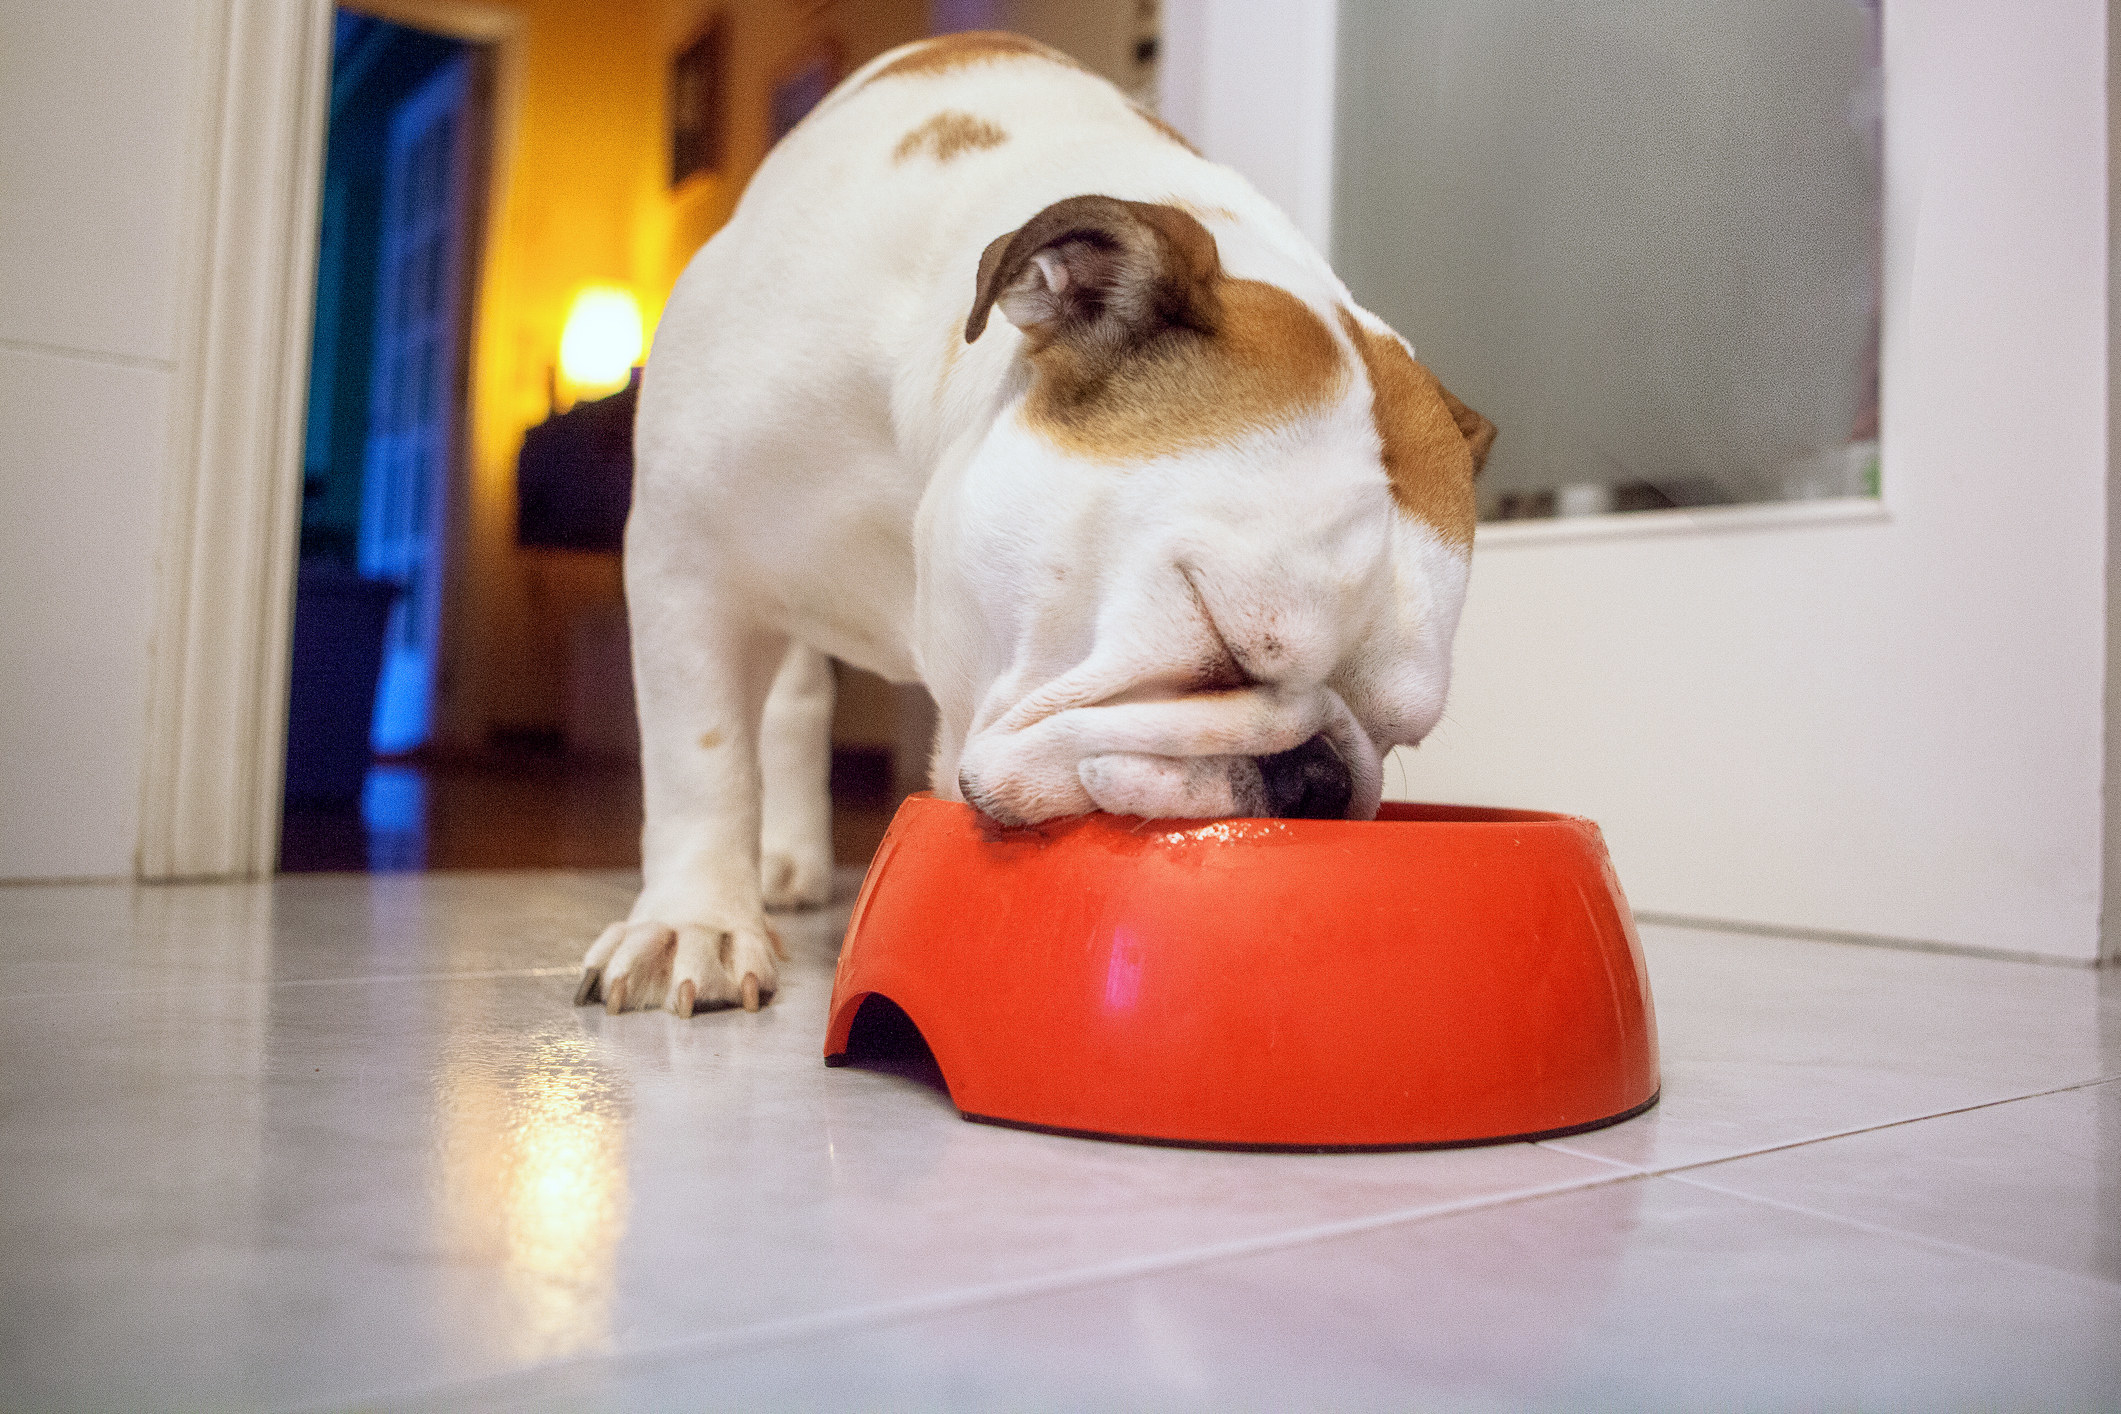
[[1529, 1140, 1639, 1172], [1661, 1170, 2121, 1294], [1542, 1072, 2121, 1179], [3, 966, 584, 1002], [1634, 910, 2112, 969], [296, 1166, 1652, 1414]]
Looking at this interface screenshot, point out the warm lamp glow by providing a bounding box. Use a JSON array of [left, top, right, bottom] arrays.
[[558, 287, 643, 395]]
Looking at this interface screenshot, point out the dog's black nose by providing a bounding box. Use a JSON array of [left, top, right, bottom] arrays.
[[1256, 734, 1352, 820]]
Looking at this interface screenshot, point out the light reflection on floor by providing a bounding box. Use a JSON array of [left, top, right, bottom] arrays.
[[362, 763, 427, 870], [432, 1023, 629, 1363]]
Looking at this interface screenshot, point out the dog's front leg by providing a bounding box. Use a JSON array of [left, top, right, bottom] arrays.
[[577, 574, 787, 1016]]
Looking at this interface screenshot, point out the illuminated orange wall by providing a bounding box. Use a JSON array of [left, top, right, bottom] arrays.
[[441, 0, 925, 749]]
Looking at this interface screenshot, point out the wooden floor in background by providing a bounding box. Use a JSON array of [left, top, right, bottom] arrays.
[[280, 750, 898, 874]]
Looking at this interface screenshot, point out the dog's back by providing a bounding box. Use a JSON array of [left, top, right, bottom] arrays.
[[637, 34, 1344, 679]]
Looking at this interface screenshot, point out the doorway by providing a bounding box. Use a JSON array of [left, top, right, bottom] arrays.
[[275, 0, 1160, 877], [281, 10, 489, 870]]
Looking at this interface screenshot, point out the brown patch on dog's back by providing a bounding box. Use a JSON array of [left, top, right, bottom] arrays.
[[1026, 278, 1344, 461], [868, 31, 1085, 85], [1337, 310, 1487, 550], [894, 110, 1008, 164]]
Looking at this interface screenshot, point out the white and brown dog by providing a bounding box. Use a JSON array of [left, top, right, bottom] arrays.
[[575, 32, 1493, 1016]]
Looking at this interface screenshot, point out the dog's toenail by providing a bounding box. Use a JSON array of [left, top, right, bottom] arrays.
[[741, 973, 761, 1011], [676, 979, 696, 1018], [573, 967, 601, 1006]]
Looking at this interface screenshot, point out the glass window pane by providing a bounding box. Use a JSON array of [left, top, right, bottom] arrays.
[[1334, 1, 1882, 520]]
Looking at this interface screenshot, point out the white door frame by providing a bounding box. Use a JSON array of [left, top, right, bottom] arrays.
[[138, 0, 334, 880], [139, 0, 521, 879], [1157, 0, 1339, 252]]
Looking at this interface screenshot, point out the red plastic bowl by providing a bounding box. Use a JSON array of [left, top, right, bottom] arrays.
[[825, 795, 1659, 1150]]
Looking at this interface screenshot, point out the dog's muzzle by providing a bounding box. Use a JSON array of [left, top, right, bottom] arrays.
[[954, 683, 1380, 825], [1254, 733, 1353, 820]]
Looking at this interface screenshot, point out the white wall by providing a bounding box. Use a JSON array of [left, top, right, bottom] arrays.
[[2107, 0, 2121, 962], [0, 0, 203, 878], [1158, 0, 1338, 252]]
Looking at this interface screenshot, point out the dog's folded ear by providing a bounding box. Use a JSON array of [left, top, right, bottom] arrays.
[[1439, 384, 1496, 477], [965, 195, 1222, 351]]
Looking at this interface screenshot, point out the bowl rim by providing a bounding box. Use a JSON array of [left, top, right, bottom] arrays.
[[1370, 801, 1586, 826], [893, 794, 1590, 832]]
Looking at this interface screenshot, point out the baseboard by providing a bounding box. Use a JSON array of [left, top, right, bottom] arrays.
[[1633, 911, 2112, 970]]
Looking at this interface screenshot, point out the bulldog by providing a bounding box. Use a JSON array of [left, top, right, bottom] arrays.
[[575, 32, 1493, 1017]]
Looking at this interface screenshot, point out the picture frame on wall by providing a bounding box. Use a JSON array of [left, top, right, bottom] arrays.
[[670, 17, 728, 186]]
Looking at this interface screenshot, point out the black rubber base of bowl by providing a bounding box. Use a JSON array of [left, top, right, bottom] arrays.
[[951, 1088, 1661, 1154]]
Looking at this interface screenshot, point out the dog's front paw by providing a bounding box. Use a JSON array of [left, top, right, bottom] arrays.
[[574, 915, 784, 1017], [760, 844, 833, 912]]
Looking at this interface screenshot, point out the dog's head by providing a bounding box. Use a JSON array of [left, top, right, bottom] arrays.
[[922, 195, 1493, 825]]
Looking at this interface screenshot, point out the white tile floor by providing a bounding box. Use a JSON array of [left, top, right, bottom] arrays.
[[1, 869, 2115, 1412]]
